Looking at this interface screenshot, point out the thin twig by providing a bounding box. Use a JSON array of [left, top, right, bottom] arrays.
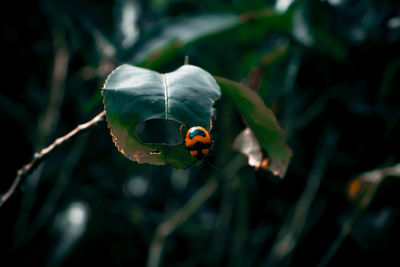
[[207, 174, 237, 263], [147, 176, 218, 267], [263, 130, 338, 266], [229, 174, 248, 267], [146, 154, 246, 267], [0, 110, 106, 208], [317, 164, 400, 267], [37, 29, 70, 148], [30, 136, 89, 238], [14, 29, 70, 244], [244, 43, 288, 91]]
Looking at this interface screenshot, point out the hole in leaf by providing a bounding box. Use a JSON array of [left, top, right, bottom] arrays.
[[180, 124, 189, 139], [136, 119, 183, 145]]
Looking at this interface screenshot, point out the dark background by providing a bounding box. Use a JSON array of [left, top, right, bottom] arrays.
[[1, 0, 400, 266]]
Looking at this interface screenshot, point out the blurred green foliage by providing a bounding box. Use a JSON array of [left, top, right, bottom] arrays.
[[1, 0, 400, 266]]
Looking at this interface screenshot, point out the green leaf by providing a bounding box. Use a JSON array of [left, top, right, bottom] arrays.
[[215, 77, 292, 178], [129, 14, 239, 67], [102, 64, 221, 168]]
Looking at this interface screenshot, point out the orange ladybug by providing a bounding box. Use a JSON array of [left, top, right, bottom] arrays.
[[184, 126, 212, 160]]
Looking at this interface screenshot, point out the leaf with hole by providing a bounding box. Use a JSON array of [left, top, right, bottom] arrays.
[[102, 64, 221, 168]]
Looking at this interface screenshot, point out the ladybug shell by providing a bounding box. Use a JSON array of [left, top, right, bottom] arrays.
[[184, 126, 212, 160]]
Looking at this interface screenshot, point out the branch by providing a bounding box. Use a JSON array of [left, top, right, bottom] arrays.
[[146, 154, 246, 267], [147, 176, 218, 267], [12, 30, 70, 244], [0, 110, 106, 208], [263, 130, 338, 266], [37, 29, 70, 149]]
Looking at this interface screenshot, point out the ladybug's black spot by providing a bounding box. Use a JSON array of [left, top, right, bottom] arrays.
[[189, 129, 206, 139], [185, 141, 211, 151]]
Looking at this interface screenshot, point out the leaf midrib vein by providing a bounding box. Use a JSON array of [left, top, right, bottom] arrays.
[[161, 74, 169, 119]]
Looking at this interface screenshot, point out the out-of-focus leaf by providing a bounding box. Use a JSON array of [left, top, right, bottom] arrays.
[[259, 43, 289, 67], [246, 43, 289, 96], [102, 64, 221, 168], [138, 39, 185, 70], [127, 9, 295, 69], [349, 208, 398, 253], [129, 14, 239, 67], [313, 27, 348, 61], [239, 8, 293, 34], [215, 77, 292, 178], [114, 0, 141, 49], [291, 5, 313, 47], [378, 57, 400, 101], [291, 3, 347, 61], [346, 164, 400, 208]]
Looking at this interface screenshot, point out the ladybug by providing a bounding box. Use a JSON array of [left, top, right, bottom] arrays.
[[184, 126, 212, 160]]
